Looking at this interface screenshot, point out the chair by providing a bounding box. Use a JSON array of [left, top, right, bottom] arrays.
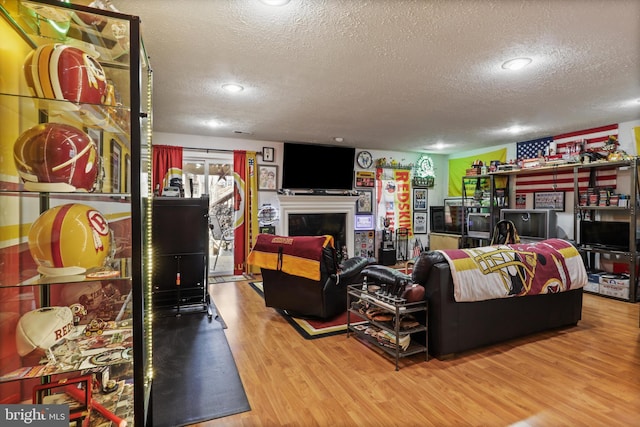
[[248, 234, 372, 319]]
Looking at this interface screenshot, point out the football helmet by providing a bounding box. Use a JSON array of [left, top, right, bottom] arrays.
[[13, 123, 99, 192], [28, 203, 112, 276], [24, 43, 107, 104], [60, 281, 104, 311]]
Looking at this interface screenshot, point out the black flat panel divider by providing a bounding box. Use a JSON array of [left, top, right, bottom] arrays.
[[152, 196, 212, 317]]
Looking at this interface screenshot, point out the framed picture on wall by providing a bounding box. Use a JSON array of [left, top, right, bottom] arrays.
[[413, 211, 428, 234], [534, 191, 565, 211], [413, 188, 427, 210], [258, 165, 278, 191], [262, 147, 274, 162], [356, 190, 373, 214]]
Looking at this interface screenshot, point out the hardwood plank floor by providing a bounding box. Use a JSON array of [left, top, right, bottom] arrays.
[[188, 280, 640, 427]]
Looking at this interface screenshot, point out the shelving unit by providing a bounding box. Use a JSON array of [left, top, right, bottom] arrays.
[[346, 284, 427, 371], [461, 174, 509, 246], [573, 159, 639, 302], [0, 1, 151, 425]]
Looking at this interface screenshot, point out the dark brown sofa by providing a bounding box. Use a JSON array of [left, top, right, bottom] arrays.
[[362, 249, 584, 359]]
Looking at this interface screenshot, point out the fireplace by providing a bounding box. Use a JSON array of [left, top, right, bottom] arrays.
[[276, 195, 359, 256]]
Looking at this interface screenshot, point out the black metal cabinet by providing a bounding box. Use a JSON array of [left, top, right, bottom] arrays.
[[152, 196, 212, 316]]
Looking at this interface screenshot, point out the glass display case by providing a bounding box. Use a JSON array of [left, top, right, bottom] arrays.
[[0, 1, 151, 425]]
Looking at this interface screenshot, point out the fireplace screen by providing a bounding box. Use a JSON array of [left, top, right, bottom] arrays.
[[288, 213, 347, 252]]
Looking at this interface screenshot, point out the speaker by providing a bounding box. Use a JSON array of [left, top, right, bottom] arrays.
[[378, 248, 396, 266], [430, 206, 445, 233]]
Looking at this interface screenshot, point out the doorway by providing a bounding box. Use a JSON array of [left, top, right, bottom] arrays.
[[182, 152, 234, 276]]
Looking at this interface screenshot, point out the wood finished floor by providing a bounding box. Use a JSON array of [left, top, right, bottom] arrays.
[[189, 279, 640, 427]]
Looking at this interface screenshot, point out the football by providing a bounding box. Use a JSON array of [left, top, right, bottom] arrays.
[[402, 283, 426, 302], [15, 307, 74, 356]]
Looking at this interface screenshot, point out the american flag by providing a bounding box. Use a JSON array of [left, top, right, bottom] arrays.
[[514, 125, 619, 194], [555, 124, 618, 155], [516, 136, 553, 160]]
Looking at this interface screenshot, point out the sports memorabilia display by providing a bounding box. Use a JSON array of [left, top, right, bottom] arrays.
[[15, 307, 74, 357], [28, 203, 112, 276], [2, 2, 148, 424], [13, 122, 99, 192], [23, 43, 108, 104]]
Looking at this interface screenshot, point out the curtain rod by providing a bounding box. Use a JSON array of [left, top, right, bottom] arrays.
[[182, 147, 233, 153]]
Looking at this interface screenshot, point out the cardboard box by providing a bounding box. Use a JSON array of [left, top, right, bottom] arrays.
[[587, 271, 605, 284], [599, 274, 630, 299], [583, 281, 599, 293]]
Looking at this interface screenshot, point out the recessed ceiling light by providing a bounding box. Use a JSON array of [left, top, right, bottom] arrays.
[[259, 0, 291, 5], [333, 137, 344, 143], [501, 57, 532, 70], [222, 83, 244, 93]]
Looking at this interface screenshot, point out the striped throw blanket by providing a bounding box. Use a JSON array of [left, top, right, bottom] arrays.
[[438, 239, 587, 302], [247, 234, 334, 281]]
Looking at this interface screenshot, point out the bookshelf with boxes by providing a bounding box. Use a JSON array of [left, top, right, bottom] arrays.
[[574, 159, 640, 302]]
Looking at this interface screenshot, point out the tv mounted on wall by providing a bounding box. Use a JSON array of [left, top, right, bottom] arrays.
[[282, 142, 355, 191]]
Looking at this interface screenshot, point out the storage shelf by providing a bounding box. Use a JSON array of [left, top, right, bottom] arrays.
[[347, 285, 428, 370]]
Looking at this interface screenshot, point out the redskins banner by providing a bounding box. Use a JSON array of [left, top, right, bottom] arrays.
[[233, 151, 247, 275], [375, 168, 412, 236], [152, 145, 183, 195]]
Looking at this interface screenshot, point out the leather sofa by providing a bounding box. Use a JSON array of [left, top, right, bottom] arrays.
[[261, 253, 373, 320], [361, 249, 584, 359]]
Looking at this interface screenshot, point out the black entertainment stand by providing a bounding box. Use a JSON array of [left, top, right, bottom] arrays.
[[151, 195, 212, 318]]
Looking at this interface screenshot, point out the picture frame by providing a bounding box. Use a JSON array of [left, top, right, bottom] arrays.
[[413, 188, 427, 210], [413, 211, 428, 234], [354, 214, 374, 230], [515, 193, 527, 209], [356, 190, 373, 214], [262, 147, 274, 162], [258, 164, 278, 191], [534, 191, 565, 211], [110, 138, 121, 193], [355, 171, 375, 188]]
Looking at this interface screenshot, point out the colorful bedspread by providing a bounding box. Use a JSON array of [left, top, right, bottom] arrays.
[[438, 239, 587, 302], [247, 234, 334, 281]]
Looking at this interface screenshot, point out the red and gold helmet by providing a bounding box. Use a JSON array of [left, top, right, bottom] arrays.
[[28, 203, 112, 276], [23, 43, 107, 104], [13, 123, 99, 192]]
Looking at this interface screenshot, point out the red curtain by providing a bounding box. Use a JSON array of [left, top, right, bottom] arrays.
[[152, 145, 183, 196]]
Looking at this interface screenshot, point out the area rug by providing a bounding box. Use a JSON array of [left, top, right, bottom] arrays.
[[152, 313, 250, 426], [248, 281, 365, 339]]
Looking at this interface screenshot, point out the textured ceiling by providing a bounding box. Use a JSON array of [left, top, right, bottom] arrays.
[[111, 0, 640, 154]]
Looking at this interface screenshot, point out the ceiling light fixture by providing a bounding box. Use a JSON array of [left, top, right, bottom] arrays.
[[501, 57, 532, 70], [259, 0, 291, 5], [222, 83, 244, 93], [333, 137, 344, 143], [507, 125, 525, 134]]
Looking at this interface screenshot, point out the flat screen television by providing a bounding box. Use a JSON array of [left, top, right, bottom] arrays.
[[580, 221, 630, 251], [282, 142, 355, 190]]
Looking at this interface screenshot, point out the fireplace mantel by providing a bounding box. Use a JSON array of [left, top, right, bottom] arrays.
[[277, 195, 359, 257]]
